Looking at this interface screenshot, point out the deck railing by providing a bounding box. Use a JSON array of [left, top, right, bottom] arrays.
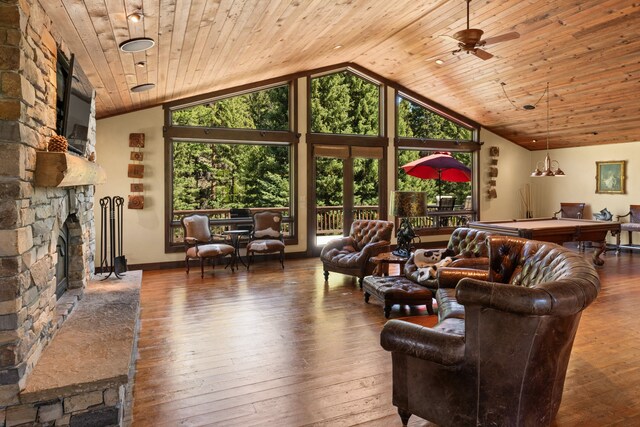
[[170, 205, 477, 244]]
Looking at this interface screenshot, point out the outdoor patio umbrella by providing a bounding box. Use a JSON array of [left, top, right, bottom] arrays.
[[400, 152, 471, 200]]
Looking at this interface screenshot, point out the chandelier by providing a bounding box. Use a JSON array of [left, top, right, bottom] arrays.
[[531, 82, 565, 177]]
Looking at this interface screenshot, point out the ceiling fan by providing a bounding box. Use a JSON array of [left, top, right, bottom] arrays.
[[440, 0, 520, 61]]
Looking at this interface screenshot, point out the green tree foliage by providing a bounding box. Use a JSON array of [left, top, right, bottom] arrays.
[[397, 97, 472, 140], [171, 85, 291, 216], [310, 71, 379, 135]]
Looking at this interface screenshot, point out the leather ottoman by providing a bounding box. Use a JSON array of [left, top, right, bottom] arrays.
[[363, 276, 434, 318]]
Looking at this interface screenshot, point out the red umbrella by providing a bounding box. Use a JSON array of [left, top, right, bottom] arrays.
[[401, 152, 471, 199]]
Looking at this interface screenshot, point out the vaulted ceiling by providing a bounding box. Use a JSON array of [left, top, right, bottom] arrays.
[[40, 0, 640, 150]]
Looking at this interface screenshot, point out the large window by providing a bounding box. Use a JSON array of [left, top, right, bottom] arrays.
[[310, 71, 381, 135], [397, 95, 472, 140], [395, 93, 478, 232], [165, 82, 296, 251], [171, 84, 289, 130]]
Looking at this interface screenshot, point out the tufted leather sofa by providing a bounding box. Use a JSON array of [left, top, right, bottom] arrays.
[[404, 227, 492, 291], [381, 235, 600, 427], [321, 219, 393, 286]]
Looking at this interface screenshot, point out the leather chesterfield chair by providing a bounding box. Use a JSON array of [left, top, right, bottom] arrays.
[[381, 235, 600, 427], [320, 219, 393, 287], [404, 227, 492, 292]]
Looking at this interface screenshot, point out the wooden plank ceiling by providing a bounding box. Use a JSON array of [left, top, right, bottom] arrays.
[[40, 0, 640, 150]]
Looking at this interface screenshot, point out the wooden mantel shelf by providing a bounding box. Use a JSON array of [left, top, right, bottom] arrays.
[[35, 151, 106, 187]]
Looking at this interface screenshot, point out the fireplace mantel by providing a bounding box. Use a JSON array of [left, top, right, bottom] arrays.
[[35, 151, 107, 187]]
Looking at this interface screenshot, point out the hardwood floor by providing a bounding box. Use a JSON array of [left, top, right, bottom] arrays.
[[132, 251, 640, 426]]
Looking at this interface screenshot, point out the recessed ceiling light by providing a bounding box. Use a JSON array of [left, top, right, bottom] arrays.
[[119, 38, 155, 53], [128, 12, 143, 22], [135, 61, 146, 68], [435, 59, 444, 65], [131, 83, 155, 92], [333, 45, 342, 50]]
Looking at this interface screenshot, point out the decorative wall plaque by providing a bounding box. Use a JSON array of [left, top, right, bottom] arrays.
[[128, 195, 144, 209], [130, 183, 144, 192], [130, 151, 144, 161], [127, 164, 144, 178], [129, 133, 145, 148]]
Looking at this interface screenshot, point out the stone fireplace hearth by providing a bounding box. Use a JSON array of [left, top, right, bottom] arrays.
[[0, 0, 137, 424]]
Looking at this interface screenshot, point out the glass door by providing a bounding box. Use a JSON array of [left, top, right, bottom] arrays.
[[311, 145, 384, 254]]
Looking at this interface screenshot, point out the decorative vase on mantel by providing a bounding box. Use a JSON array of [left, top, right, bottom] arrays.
[[47, 135, 68, 153]]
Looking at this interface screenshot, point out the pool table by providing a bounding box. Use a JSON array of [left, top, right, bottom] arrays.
[[468, 217, 621, 265]]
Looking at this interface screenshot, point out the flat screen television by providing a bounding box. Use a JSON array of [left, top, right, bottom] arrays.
[[55, 52, 93, 155]]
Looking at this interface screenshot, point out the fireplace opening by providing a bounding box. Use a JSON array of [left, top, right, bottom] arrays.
[[55, 222, 69, 299]]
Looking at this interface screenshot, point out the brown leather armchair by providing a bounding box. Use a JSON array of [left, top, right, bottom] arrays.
[[321, 219, 393, 287], [381, 236, 600, 427], [404, 227, 492, 292]]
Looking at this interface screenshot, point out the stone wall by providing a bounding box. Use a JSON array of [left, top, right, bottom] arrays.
[[0, 0, 97, 407]]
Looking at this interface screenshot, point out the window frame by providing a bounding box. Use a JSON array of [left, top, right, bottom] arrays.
[[164, 79, 299, 253], [393, 89, 481, 236]]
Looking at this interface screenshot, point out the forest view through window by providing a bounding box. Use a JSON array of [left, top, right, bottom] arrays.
[[310, 71, 380, 135], [168, 83, 294, 246]]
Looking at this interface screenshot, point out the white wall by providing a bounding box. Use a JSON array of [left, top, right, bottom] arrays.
[[479, 129, 533, 221], [532, 141, 640, 243], [94, 107, 181, 265]]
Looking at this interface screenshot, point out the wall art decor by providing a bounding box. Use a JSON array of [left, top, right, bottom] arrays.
[[596, 160, 626, 194], [128, 195, 144, 209], [127, 164, 144, 178], [130, 151, 144, 161], [130, 183, 144, 192], [129, 133, 145, 148]]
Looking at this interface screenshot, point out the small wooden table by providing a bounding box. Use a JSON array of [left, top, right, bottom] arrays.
[[369, 252, 409, 276]]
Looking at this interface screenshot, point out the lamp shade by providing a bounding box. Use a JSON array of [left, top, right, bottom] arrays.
[[390, 191, 428, 218]]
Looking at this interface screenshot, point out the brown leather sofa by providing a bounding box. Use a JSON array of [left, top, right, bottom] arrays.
[[321, 219, 393, 286], [381, 235, 600, 427], [404, 227, 492, 291]]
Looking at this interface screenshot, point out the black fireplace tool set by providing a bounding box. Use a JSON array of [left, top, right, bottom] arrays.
[[99, 196, 127, 279]]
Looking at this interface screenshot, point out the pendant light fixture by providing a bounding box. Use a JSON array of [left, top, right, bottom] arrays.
[[531, 82, 565, 177]]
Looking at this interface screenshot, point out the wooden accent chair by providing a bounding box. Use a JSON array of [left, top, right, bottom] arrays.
[[246, 211, 285, 269], [181, 214, 235, 278], [320, 219, 394, 287], [553, 202, 585, 219], [554, 202, 587, 249], [437, 196, 456, 227], [616, 205, 640, 250]]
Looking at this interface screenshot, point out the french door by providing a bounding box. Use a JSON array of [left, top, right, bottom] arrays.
[[310, 144, 385, 255]]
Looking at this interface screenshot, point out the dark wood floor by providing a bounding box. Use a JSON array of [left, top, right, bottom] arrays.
[[132, 250, 640, 426]]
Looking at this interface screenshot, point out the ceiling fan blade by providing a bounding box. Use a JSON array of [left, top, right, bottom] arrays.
[[473, 48, 493, 60], [480, 31, 520, 46], [439, 34, 458, 42]]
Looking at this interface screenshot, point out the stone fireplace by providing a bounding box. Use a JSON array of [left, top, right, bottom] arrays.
[[0, 0, 96, 411]]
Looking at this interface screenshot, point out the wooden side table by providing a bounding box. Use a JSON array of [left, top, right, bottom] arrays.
[[369, 252, 409, 276]]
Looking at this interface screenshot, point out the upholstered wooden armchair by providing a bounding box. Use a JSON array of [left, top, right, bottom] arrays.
[[246, 211, 286, 269], [553, 202, 585, 219], [616, 205, 640, 250], [181, 214, 235, 278], [554, 202, 587, 249], [320, 219, 394, 287]]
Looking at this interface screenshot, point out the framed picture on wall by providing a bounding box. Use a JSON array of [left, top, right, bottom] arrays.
[[596, 160, 626, 194]]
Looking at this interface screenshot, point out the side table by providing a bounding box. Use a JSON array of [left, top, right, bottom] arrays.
[[369, 252, 409, 276], [222, 230, 250, 269]]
